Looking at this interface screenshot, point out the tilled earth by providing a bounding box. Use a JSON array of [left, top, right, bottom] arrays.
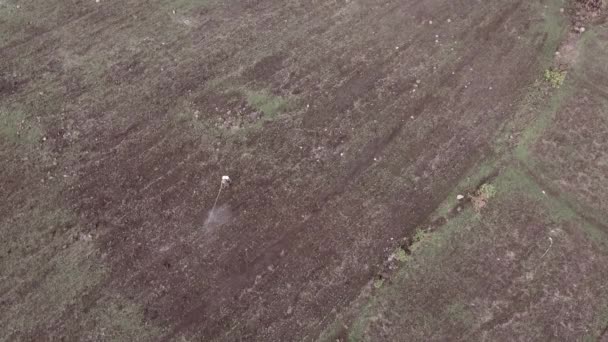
[[1, 0, 607, 341]]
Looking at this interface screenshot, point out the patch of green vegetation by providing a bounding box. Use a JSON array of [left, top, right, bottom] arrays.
[[1, 197, 160, 340], [533, 0, 568, 60], [514, 87, 567, 161], [515, 28, 608, 230], [86, 297, 161, 341], [0, 109, 41, 145], [315, 322, 342, 342], [246, 90, 288, 119], [2, 240, 106, 337], [495, 167, 608, 246], [413, 228, 428, 242], [1, 199, 75, 273], [478, 183, 496, 199], [175, 87, 289, 137], [336, 163, 608, 341], [589, 306, 608, 341], [433, 157, 498, 220], [445, 302, 475, 326], [515, 20, 596, 164], [496, 168, 572, 221], [0, 191, 108, 338], [0, 3, 26, 46], [498, 26, 608, 243], [175, 111, 216, 134], [394, 247, 409, 263], [335, 211, 475, 341], [469, 182, 497, 213], [581, 334, 597, 342], [410, 228, 434, 252], [346, 300, 376, 342], [543, 68, 566, 88], [373, 278, 384, 289]]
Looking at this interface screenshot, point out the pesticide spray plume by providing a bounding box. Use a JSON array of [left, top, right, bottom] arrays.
[[211, 175, 231, 214]]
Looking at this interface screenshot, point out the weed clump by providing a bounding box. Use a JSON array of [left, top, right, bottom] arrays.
[[394, 247, 409, 262], [246, 90, 287, 119], [544, 69, 566, 88], [479, 183, 497, 198], [471, 183, 496, 211]]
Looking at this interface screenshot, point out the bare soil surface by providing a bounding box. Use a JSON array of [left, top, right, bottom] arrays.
[[1, 0, 607, 341]]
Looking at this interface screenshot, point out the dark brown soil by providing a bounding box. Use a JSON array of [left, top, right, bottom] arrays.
[[1, 0, 607, 341]]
